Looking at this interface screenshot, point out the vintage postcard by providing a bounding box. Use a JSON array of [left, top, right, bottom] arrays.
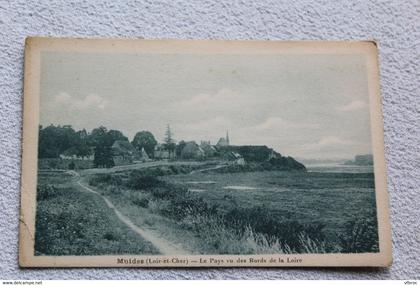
[[19, 38, 392, 267]]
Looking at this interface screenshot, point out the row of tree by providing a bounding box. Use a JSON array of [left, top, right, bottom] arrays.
[[38, 124, 176, 168]]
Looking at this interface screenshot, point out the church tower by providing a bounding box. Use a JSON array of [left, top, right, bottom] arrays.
[[216, 131, 230, 147]]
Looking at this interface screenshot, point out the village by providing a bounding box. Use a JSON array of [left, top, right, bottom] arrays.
[[108, 130, 248, 166], [36, 123, 308, 173], [41, 122, 299, 171]]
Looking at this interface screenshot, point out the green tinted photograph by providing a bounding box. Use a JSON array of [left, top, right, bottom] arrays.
[[32, 42, 381, 257]]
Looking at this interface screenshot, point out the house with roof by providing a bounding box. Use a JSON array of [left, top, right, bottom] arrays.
[[137, 147, 150, 162], [60, 146, 94, 160], [200, 141, 217, 157], [181, 141, 205, 160], [111, 140, 140, 165], [226, 151, 246, 165], [154, 143, 170, 160]]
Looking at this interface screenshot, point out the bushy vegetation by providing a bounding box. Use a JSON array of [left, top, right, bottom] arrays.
[[35, 175, 158, 255], [38, 125, 91, 159], [211, 158, 306, 174], [217, 145, 277, 162], [37, 185, 59, 201], [132, 197, 150, 208], [38, 158, 93, 170], [105, 171, 328, 253], [89, 173, 123, 187], [128, 173, 163, 189], [339, 216, 379, 253], [124, 163, 216, 182], [38, 124, 130, 168], [221, 207, 326, 252], [266, 157, 306, 171], [85, 167, 379, 254], [84, 164, 380, 254]]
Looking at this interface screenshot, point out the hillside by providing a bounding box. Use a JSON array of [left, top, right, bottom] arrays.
[[216, 145, 306, 171]]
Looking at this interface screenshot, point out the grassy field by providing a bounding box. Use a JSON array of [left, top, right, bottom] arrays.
[[84, 165, 379, 254], [35, 171, 158, 255], [34, 162, 379, 255], [164, 171, 378, 245]]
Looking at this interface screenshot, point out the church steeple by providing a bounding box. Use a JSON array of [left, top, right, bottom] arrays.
[[226, 130, 230, 145]]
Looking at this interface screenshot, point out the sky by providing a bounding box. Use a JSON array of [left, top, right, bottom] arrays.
[[39, 51, 373, 160]]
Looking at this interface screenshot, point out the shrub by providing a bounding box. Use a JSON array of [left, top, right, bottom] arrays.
[[133, 197, 149, 208], [103, 231, 120, 241], [144, 179, 327, 253], [38, 158, 93, 170], [89, 174, 122, 187], [221, 206, 325, 252], [104, 184, 122, 195], [68, 161, 76, 170], [156, 188, 215, 220], [266, 157, 306, 171], [37, 185, 58, 201], [48, 160, 59, 169], [168, 165, 178, 174], [128, 172, 162, 189], [127, 169, 328, 253], [177, 213, 325, 254], [339, 217, 379, 253]]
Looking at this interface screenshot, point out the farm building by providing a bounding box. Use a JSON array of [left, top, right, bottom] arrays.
[[59, 147, 93, 160], [200, 141, 218, 157], [137, 147, 150, 162], [154, 143, 170, 159], [111, 140, 140, 165], [181, 141, 205, 159], [226, 151, 246, 165]]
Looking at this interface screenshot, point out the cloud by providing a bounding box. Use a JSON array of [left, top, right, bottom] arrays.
[[179, 88, 240, 106], [305, 136, 354, 150], [54, 92, 71, 104], [53, 92, 108, 110], [254, 117, 319, 130], [182, 116, 232, 131], [174, 88, 260, 117], [168, 88, 261, 135], [172, 116, 232, 143], [336, 100, 368, 112]]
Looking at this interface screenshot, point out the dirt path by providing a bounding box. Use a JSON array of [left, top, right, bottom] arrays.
[[189, 163, 228, 174], [68, 171, 188, 255], [80, 160, 208, 175]]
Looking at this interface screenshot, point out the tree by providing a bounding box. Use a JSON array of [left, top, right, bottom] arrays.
[[37, 124, 128, 168], [74, 142, 91, 158], [68, 161, 76, 170], [107, 129, 128, 143], [93, 143, 115, 168], [90, 126, 126, 168], [38, 124, 80, 158], [180, 141, 201, 159], [163, 124, 176, 158], [77, 129, 88, 139], [132, 131, 157, 158], [38, 125, 60, 158], [175, 140, 186, 158]]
